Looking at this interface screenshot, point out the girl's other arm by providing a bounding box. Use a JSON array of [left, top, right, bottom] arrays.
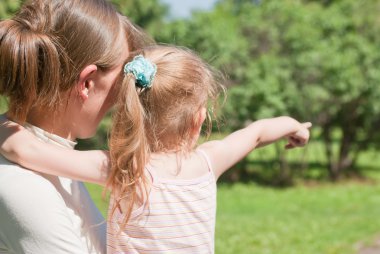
[[0, 116, 109, 186], [198, 116, 311, 179]]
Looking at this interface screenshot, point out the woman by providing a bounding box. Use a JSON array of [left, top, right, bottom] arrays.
[[0, 0, 149, 253]]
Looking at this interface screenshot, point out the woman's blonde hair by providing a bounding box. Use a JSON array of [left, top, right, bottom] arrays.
[[0, 0, 150, 122], [108, 45, 224, 229]]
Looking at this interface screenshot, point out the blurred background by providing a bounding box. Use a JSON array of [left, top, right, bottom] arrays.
[[1, 0, 380, 253]]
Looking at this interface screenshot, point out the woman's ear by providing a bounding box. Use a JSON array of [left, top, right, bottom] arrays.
[[77, 65, 97, 101]]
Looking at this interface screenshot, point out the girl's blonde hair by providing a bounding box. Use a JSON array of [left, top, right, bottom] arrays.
[[108, 45, 224, 229], [0, 0, 150, 122]]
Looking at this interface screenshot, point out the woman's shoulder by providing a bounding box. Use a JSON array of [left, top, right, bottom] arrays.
[[0, 156, 60, 197], [0, 154, 39, 177]]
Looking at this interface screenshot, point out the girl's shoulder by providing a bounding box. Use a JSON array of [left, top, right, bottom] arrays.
[[147, 150, 214, 182]]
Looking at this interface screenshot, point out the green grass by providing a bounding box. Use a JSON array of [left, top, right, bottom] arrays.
[[85, 183, 109, 217], [86, 181, 380, 254], [215, 182, 380, 254]]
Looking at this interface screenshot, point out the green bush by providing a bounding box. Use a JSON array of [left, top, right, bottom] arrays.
[[0, 97, 7, 114], [156, 0, 380, 181], [0, 0, 21, 19]]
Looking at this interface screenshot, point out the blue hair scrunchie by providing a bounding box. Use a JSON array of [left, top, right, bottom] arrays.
[[124, 55, 157, 89]]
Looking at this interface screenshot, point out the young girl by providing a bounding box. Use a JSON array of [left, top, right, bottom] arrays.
[[0, 45, 311, 253]]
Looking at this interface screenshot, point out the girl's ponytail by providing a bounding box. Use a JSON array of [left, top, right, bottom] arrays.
[[108, 73, 149, 229]]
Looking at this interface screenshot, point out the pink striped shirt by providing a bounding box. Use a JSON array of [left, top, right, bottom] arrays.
[[107, 151, 217, 253]]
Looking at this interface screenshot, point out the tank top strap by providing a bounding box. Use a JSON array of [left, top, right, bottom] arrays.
[[195, 149, 214, 173], [145, 165, 159, 184]]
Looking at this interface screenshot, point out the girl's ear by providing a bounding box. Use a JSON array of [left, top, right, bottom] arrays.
[[198, 107, 207, 127], [192, 107, 207, 134], [76, 65, 98, 101]]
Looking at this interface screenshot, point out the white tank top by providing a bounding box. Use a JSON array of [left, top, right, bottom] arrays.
[[107, 150, 217, 254]]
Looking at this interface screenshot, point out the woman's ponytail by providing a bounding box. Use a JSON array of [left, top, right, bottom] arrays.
[[0, 2, 67, 122], [0, 0, 131, 122]]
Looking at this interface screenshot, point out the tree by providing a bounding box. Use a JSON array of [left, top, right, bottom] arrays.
[[0, 0, 21, 19], [159, 0, 380, 181], [111, 0, 168, 35]]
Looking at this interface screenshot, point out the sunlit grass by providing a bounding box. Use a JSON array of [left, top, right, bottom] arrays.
[[215, 182, 380, 254]]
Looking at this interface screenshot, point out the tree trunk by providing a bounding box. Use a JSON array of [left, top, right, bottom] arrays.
[[322, 126, 339, 181], [275, 143, 292, 186], [336, 100, 360, 176], [337, 129, 354, 174], [299, 146, 309, 177]]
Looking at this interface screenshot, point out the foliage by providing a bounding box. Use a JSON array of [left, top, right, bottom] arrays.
[[157, 0, 380, 181], [111, 0, 168, 34], [0, 0, 21, 19], [0, 97, 7, 114]]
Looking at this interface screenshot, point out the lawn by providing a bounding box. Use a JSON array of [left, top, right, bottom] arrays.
[[215, 182, 380, 254]]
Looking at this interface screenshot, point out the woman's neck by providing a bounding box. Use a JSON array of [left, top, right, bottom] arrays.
[[25, 109, 77, 141]]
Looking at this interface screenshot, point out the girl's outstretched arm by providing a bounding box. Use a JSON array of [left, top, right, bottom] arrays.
[[198, 116, 311, 179], [0, 115, 109, 186]]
